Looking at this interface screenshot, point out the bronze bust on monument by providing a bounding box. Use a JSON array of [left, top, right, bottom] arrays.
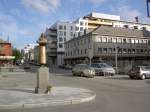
[[35, 33, 51, 94]]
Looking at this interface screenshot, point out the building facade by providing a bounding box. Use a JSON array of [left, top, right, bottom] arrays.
[[83, 12, 150, 31], [22, 43, 38, 62], [45, 21, 76, 66], [0, 38, 14, 66], [64, 26, 150, 73], [44, 28, 57, 66], [44, 12, 150, 66]]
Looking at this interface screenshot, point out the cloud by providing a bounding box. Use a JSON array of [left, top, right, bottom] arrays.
[[109, 0, 141, 22], [22, 0, 60, 14], [0, 13, 18, 34], [89, 0, 107, 4], [116, 5, 141, 21]]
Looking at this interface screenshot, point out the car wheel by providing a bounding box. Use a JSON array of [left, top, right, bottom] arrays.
[[80, 73, 84, 77], [129, 76, 134, 79], [141, 74, 146, 80], [73, 73, 76, 76], [111, 74, 114, 76]]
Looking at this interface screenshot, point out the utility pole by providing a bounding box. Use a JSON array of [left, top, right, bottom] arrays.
[[115, 44, 118, 75]]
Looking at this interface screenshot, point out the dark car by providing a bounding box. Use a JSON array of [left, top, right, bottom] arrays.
[[128, 66, 150, 80]]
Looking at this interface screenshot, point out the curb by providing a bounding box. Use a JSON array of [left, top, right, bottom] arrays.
[[0, 87, 96, 109]]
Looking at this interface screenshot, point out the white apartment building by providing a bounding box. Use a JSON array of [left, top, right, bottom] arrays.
[[74, 18, 88, 37], [22, 43, 38, 61], [83, 12, 150, 31], [45, 21, 76, 66]]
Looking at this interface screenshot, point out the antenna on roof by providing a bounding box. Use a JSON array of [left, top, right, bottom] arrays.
[[135, 16, 139, 23], [147, 0, 150, 17]]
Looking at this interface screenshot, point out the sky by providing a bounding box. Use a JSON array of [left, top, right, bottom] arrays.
[[0, 0, 150, 49]]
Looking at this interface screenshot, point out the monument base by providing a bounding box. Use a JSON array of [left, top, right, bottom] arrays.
[[35, 66, 50, 94]]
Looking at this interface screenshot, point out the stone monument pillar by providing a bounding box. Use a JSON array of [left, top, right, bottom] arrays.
[[35, 33, 50, 94]]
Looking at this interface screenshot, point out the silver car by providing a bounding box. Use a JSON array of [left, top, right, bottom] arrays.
[[128, 66, 150, 80], [72, 64, 95, 78], [91, 63, 115, 76]]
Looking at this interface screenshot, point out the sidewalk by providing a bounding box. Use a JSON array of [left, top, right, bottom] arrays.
[[0, 69, 96, 109]]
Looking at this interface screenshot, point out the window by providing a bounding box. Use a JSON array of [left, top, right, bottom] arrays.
[[124, 25, 129, 28], [134, 26, 138, 29], [112, 38, 117, 43], [131, 39, 135, 44], [127, 38, 131, 43], [139, 39, 143, 44], [108, 48, 112, 53], [76, 27, 79, 31], [85, 49, 87, 54], [128, 49, 131, 53], [64, 38, 66, 41], [117, 38, 122, 43], [96, 37, 102, 42], [107, 37, 112, 43], [84, 38, 86, 44], [80, 27, 83, 31], [118, 48, 122, 53], [103, 48, 107, 53], [59, 44, 63, 48], [64, 32, 66, 36], [142, 27, 147, 30], [123, 38, 126, 43], [102, 37, 107, 43], [59, 31, 63, 36], [98, 48, 102, 53], [71, 26, 73, 30], [81, 39, 83, 45], [81, 50, 83, 55], [143, 40, 147, 44], [70, 32, 73, 36], [123, 49, 127, 53], [59, 25, 63, 30], [59, 38, 63, 42], [64, 26, 66, 30], [80, 21, 83, 25], [135, 39, 139, 44]]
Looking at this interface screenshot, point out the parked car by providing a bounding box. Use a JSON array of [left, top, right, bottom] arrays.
[[58, 64, 73, 70], [128, 66, 150, 80], [72, 64, 95, 78], [90, 63, 115, 76]]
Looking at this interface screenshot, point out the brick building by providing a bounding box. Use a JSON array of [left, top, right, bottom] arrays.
[[0, 38, 14, 66]]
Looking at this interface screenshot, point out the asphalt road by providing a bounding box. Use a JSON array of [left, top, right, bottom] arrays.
[[0, 66, 150, 112]]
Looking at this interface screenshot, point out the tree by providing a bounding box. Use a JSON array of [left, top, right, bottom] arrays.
[[12, 48, 22, 62]]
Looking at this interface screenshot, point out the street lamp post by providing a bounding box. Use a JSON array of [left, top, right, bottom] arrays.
[[115, 45, 119, 75]]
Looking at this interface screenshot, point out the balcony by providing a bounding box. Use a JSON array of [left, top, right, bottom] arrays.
[[88, 20, 113, 26]]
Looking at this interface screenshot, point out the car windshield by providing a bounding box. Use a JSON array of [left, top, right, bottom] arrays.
[[98, 63, 112, 68]]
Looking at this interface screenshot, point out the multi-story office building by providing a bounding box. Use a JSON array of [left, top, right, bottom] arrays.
[[45, 12, 150, 66], [45, 21, 76, 66], [64, 26, 150, 73]]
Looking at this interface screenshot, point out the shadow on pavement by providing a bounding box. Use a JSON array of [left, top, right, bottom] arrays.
[[104, 76, 132, 80], [145, 80, 150, 84], [6, 88, 35, 93]]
